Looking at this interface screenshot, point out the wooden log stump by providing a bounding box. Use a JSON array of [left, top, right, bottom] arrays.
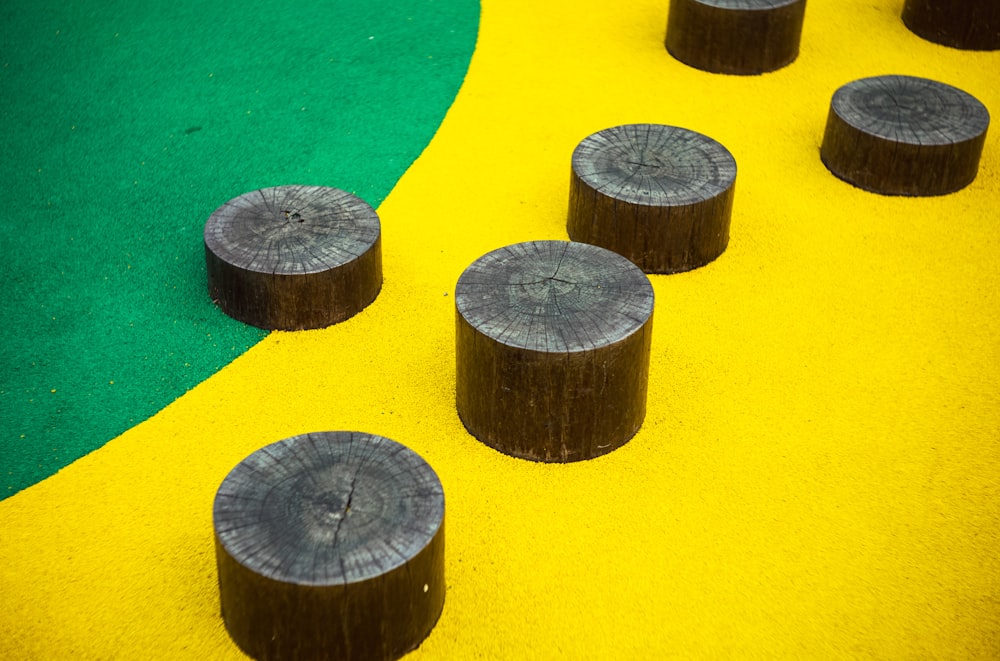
[[455, 241, 654, 463], [665, 0, 807, 74], [204, 185, 382, 330], [567, 124, 737, 274], [820, 75, 990, 196], [213, 431, 445, 661], [902, 0, 1000, 51]]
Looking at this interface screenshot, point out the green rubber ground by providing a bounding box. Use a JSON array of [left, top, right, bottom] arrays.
[[0, 0, 478, 498]]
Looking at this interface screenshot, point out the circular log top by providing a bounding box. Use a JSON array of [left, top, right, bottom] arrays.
[[213, 431, 444, 586], [829, 75, 990, 146], [455, 241, 654, 354], [204, 185, 380, 277], [572, 124, 737, 208], [693, 0, 800, 8]]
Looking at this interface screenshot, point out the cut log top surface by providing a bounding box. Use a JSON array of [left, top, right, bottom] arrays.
[[831, 76, 990, 146], [204, 185, 380, 276], [455, 241, 654, 354], [213, 432, 444, 586], [572, 124, 737, 207], [694, 0, 800, 8]]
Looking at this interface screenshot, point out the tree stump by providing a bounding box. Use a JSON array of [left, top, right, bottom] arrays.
[[902, 0, 1000, 51], [455, 241, 655, 463], [204, 185, 382, 330], [665, 0, 807, 74], [567, 124, 737, 274], [213, 431, 445, 661], [820, 75, 990, 196]]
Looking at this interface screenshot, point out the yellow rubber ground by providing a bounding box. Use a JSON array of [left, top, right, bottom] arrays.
[[2, 0, 998, 658]]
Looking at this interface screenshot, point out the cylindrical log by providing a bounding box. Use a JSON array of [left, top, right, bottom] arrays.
[[902, 0, 1000, 51], [455, 241, 654, 463], [665, 0, 807, 75], [820, 75, 990, 196], [567, 124, 737, 274], [204, 185, 382, 330], [213, 431, 445, 661]]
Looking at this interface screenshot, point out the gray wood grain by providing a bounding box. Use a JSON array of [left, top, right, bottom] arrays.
[[204, 185, 379, 276], [665, 0, 807, 74], [820, 75, 990, 196], [455, 241, 654, 462], [214, 431, 443, 585], [571, 124, 736, 207], [697, 0, 800, 8], [455, 241, 654, 354], [829, 75, 989, 146], [903, 0, 1000, 51]]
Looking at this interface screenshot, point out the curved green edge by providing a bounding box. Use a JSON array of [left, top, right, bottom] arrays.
[[0, 0, 480, 499]]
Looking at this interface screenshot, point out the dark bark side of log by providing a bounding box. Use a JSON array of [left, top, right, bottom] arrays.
[[820, 76, 990, 196], [455, 241, 654, 462], [665, 0, 807, 74], [213, 432, 445, 661], [567, 124, 736, 274], [204, 185, 382, 330], [902, 0, 1000, 51]]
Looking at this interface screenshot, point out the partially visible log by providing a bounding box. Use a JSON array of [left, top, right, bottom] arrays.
[[665, 0, 808, 75], [902, 0, 1000, 51], [820, 75, 990, 196], [568, 123, 737, 274], [204, 185, 382, 330], [455, 241, 654, 462], [213, 431, 445, 661]]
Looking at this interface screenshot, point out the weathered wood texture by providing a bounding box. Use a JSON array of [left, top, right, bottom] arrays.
[[820, 75, 990, 196], [204, 185, 382, 330], [902, 0, 1000, 51], [665, 0, 807, 74], [568, 124, 737, 274], [455, 241, 654, 462], [213, 431, 445, 661]]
